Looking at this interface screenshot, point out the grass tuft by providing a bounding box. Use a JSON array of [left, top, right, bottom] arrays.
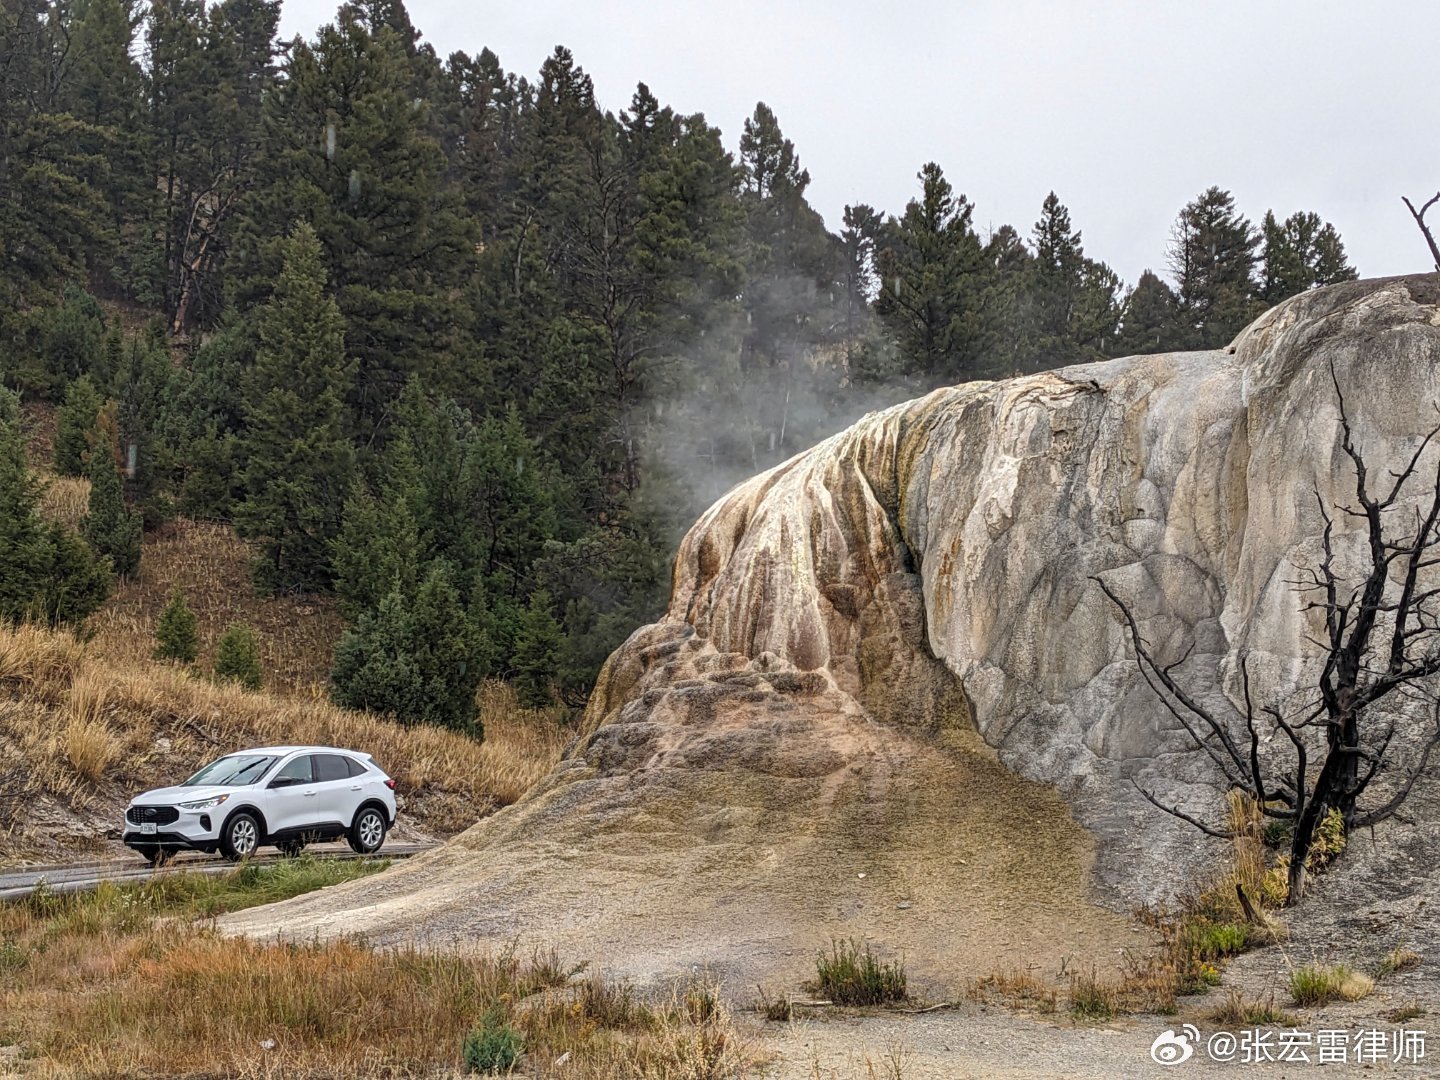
[[1290, 963, 1374, 1007], [1206, 989, 1296, 1027], [1067, 965, 1117, 1021], [808, 938, 908, 1007], [1385, 1002, 1426, 1024]]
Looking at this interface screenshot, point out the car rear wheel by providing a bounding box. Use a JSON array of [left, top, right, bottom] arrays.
[[220, 811, 261, 861], [348, 806, 386, 855]]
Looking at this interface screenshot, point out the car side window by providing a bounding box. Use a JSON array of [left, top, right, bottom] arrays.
[[274, 755, 314, 784], [343, 756, 368, 778], [314, 754, 351, 783]]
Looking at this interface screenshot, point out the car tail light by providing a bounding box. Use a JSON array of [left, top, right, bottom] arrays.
[[384, 779, 396, 790]]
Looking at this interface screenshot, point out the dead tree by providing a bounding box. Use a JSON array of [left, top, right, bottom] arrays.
[[1096, 368, 1440, 905], [1403, 193, 1440, 273]]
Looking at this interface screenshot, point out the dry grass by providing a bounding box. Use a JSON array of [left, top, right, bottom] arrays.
[[1205, 989, 1296, 1027], [88, 520, 348, 697], [37, 473, 91, 531], [1375, 945, 1422, 979], [967, 967, 1058, 1013], [0, 620, 570, 861], [0, 871, 759, 1079]]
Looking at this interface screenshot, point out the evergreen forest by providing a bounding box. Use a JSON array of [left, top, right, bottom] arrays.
[[0, 0, 1361, 732]]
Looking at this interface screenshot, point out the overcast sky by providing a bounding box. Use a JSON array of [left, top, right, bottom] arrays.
[[280, 1, 1437, 287]]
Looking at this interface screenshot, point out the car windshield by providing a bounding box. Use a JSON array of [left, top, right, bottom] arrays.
[[182, 754, 276, 787]]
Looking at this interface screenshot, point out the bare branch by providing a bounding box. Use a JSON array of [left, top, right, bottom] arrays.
[[1402, 193, 1440, 272], [1353, 711, 1440, 828], [1131, 780, 1236, 839], [1093, 575, 1251, 785]]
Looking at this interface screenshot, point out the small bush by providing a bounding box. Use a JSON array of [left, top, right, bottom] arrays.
[[462, 1007, 522, 1074], [214, 622, 262, 690], [809, 939, 908, 1007], [1290, 964, 1373, 1007], [153, 589, 199, 663]]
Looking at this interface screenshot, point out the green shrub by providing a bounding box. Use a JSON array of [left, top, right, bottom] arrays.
[[809, 938, 907, 1006], [329, 566, 484, 734], [1181, 921, 1249, 962], [214, 623, 262, 690], [462, 1007, 522, 1074], [153, 589, 199, 663]]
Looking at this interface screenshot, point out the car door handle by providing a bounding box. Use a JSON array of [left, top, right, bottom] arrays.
[[349, 785, 361, 791], [303, 791, 317, 797]]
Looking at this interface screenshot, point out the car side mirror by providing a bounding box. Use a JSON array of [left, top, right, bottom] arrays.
[[268, 776, 296, 789]]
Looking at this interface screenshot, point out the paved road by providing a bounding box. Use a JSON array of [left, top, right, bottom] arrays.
[[0, 841, 433, 901]]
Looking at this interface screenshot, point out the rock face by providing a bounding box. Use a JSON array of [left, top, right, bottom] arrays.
[[227, 276, 1440, 989]]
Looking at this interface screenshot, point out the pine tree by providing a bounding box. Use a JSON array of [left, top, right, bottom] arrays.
[[408, 562, 484, 733], [54, 376, 104, 476], [1167, 187, 1260, 349], [873, 162, 990, 380], [1023, 192, 1122, 370], [237, 222, 355, 593], [1257, 210, 1358, 304], [154, 588, 199, 662], [329, 586, 426, 720], [82, 442, 142, 578], [1116, 270, 1183, 356], [214, 621, 263, 689], [231, 9, 474, 438], [114, 330, 171, 524], [332, 480, 421, 619], [511, 588, 562, 708]]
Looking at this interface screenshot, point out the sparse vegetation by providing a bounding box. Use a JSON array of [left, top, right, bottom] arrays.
[[755, 986, 794, 1021], [0, 866, 759, 1078], [809, 939, 908, 1007], [1289, 963, 1374, 1007], [1385, 1002, 1426, 1024], [968, 968, 1058, 1014]]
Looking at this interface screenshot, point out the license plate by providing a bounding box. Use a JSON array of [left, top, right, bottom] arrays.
[[140, 822, 157, 835]]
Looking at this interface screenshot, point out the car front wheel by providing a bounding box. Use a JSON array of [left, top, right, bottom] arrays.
[[220, 811, 261, 861], [348, 806, 387, 855]]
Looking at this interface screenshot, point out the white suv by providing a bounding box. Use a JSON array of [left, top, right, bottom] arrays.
[[123, 745, 397, 864]]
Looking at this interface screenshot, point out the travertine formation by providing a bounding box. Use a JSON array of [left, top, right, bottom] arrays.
[[228, 276, 1440, 986]]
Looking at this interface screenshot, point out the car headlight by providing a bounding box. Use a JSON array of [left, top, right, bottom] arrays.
[[178, 794, 230, 810]]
